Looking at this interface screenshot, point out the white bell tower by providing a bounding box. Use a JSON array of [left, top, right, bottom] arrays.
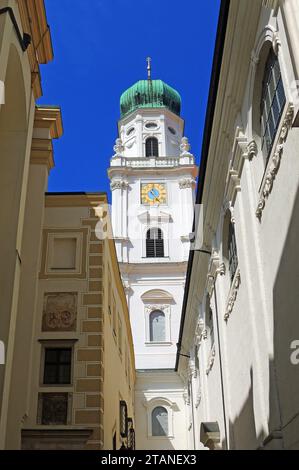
[[108, 60, 197, 449]]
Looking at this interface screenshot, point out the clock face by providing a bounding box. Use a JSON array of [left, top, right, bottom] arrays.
[[141, 183, 167, 205]]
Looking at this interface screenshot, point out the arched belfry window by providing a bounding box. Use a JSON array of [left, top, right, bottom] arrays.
[[146, 228, 164, 258], [149, 310, 165, 342], [151, 406, 168, 436], [145, 137, 159, 157], [260, 49, 286, 163]]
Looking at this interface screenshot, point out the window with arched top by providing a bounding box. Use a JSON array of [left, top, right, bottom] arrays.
[[151, 406, 168, 436], [260, 49, 286, 164], [146, 228, 164, 258], [145, 137, 159, 157], [149, 310, 165, 342]]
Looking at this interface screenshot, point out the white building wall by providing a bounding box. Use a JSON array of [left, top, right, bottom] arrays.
[[180, 1, 299, 450]]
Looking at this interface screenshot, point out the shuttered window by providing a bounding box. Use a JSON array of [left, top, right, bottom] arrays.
[[146, 228, 164, 258], [152, 406, 168, 436], [145, 137, 159, 157], [149, 310, 165, 342]]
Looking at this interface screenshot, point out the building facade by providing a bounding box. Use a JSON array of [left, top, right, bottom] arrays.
[[177, 0, 299, 450], [108, 76, 197, 449], [0, 0, 58, 448], [0, 0, 136, 450], [18, 192, 135, 450]]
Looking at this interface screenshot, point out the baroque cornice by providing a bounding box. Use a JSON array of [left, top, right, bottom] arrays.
[[224, 269, 241, 321], [256, 103, 294, 219]]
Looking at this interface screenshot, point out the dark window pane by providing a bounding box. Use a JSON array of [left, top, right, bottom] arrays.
[[261, 50, 286, 162], [152, 407, 168, 436], [146, 137, 159, 157], [44, 365, 57, 384], [146, 228, 164, 258], [44, 348, 72, 385]]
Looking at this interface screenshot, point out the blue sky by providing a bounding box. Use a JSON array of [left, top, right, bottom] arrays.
[[40, 0, 221, 197]]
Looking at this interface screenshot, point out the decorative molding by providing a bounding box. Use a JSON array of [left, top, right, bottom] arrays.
[[178, 178, 196, 189], [206, 250, 226, 297], [110, 179, 129, 191], [201, 329, 208, 341], [206, 345, 216, 375], [225, 128, 248, 204], [42, 293, 77, 332], [272, 31, 281, 55], [247, 140, 258, 161], [256, 103, 294, 219], [145, 304, 168, 314], [224, 269, 241, 321]]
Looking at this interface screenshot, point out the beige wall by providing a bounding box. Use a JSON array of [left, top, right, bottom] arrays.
[[0, 0, 56, 448], [17, 194, 135, 450], [103, 233, 135, 450]]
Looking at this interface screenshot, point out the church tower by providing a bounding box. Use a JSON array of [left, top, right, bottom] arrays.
[[108, 60, 197, 449]]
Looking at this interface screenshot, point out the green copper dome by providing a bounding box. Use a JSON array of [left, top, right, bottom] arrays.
[[120, 79, 181, 118]]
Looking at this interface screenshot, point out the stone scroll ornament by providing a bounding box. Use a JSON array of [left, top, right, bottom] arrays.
[[256, 104, 294, 219], [42, 293, 77, 332]]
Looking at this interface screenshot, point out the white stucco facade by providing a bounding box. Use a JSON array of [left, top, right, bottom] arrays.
[[108, 94, 197, 448], [178, 0, 299, 451]]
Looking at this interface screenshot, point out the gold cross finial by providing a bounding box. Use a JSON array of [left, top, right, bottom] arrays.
[[146, 57, 152, 81]]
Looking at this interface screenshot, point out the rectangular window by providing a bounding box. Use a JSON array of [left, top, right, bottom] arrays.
[[108, 268, 112, 316], [118, 316, 123, 355], [43, 348, 72, 385], [112, 295, 117, 337]]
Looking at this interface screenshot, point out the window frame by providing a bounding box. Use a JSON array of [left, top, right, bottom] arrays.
[[151, 406, 169, 437], [146, 227, 165, 258], [260, 49, 286, 165], [149, 310, 166, 343], [39, 340, 76, 388], [145, 137, 159, 157], [43, 347, 72, 386]]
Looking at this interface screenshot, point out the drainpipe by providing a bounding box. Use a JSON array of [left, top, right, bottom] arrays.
[[213, 283, 228, 449], [0, 7, 31, 51]]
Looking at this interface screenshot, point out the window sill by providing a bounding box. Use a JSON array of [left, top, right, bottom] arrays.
[[145, 341, 172, 347]]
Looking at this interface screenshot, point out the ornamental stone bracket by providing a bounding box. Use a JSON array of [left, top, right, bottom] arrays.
[[256, 103, 294, 219], [225, 129, 258, 205], [224, 269, 241, 321], [178, 178, 196, 189], [110, 179, 130, 191], [206, 344, 216, 375], [206, 250, 226, 297]]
